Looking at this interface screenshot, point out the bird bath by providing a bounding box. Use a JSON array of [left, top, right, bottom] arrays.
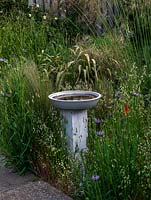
[[48, 90, 101, 153]]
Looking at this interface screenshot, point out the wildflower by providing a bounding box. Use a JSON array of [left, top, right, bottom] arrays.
[[92, 175, 100, 181], [124, 102, 130, 116], [95, 118, 101, 124], [54, 17, 58, 20], [43, 15, 47, 20], [0, 58, 7, 63], [133, 92, 139, 97], [122, 74, 128, 80], [29, 14, 31, 18], [115, 92, 123, 99], [79, 182, 83, 187], [36, 4, 39, 8], [22, 48, 26, 52], [5, 93, 11, 97], [96, 130, 104, 137]]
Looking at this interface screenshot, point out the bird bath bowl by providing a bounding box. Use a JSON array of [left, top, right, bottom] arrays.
[[48, 90, 101, 152]]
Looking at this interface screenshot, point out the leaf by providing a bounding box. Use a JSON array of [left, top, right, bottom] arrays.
[[43, 68, 49, 78], [67, 61, 74, 68], [83, 69, 87, 82], [91, 58, 98, 80], [75, 65, 82, 84], [71, 45, 80, 56], [84, 53, 90, 67], [86, 65, 90, 81], [56, 71, 65, 87], [106, 68, 112, 78], [78, 65, 82, 77], [111, 58, 120, 67]]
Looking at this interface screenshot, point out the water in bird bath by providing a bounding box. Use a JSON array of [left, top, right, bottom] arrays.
[[55, 95, 95, 101]]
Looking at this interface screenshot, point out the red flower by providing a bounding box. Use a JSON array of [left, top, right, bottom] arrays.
[[124, 102, 130, 116]]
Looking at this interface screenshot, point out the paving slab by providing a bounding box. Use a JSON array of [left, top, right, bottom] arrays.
[[0, 155, 37, 192], [0, 155, 73, 200], [0, 181, 72, 200]]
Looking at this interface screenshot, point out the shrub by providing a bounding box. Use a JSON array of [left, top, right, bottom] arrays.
[[0, 11, 69, 63], [0, 0, 27, 13]]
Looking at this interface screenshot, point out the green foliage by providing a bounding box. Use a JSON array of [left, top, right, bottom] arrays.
[[0, 11, 69, 64], [82, 116, 151, 200], [0, 62, 62, 173], [0, 1, 151, 199], [0, 0, 15, 12], [35, 33, 131, 91], [0, 0, 27, 13], [119, 0, 151, 45], [74, 67, 151, 200]]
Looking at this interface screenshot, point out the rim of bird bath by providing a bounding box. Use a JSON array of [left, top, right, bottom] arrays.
[[48, 90, 101, 110]]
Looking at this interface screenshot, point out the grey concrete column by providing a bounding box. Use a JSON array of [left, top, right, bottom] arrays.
[[61, 110, 88, 153]]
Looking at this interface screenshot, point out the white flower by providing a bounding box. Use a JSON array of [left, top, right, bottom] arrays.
[[36, 4, 39, 8], [43, 15, 47, 20], [29, 14, 31, 18], [54, 17, 58, 20]]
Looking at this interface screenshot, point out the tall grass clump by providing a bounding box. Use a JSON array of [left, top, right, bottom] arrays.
[[0, 61, 69, 181], [115, 0, 151, 102], [0, 61, 49, 171], [72, 64, 151, 200]]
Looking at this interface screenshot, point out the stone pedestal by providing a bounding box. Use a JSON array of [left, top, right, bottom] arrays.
[[61, 110, 88, 152]]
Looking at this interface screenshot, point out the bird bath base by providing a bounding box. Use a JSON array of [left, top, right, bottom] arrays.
[[61, 110, 88, 152]]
